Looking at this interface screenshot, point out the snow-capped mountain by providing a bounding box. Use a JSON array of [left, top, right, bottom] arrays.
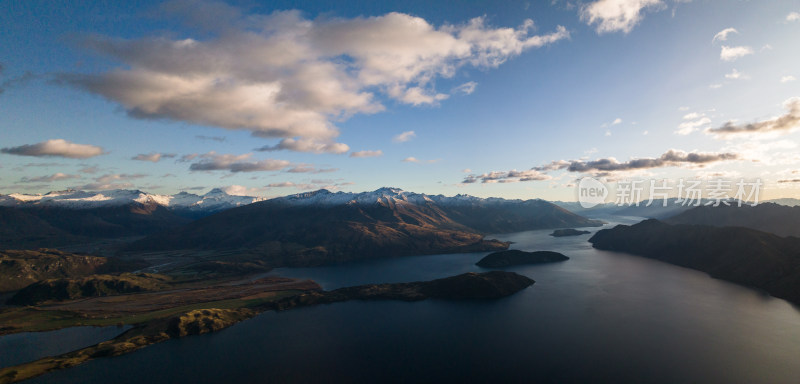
[[0, 188, 266, 212], [276, 187, 529, 207]]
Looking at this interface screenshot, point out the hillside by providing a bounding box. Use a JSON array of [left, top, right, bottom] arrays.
[[589, 220, 800, 305], [7, 273, 171, 305], [0, 249, 135, 292], [0, 203, 191, 249], [128, 188, 601, 267], [666, 203, 800, 237]]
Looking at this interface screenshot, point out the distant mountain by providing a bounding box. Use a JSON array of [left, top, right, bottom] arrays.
[[553, 198, 707, 219], [666, 203, 800, 237], [0, 188, 265, 248], [0, 188, 265, 216], [589, 219, 800, 306], [765, 198, 800, 207], [128, 188, 602, 267]]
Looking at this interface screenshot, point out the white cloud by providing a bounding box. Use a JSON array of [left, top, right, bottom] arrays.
[[683, 112, 700, 120], [720, 45, 754, 61], [392, 131, 417, 143], [402, 157, 439, 164], [349, 150, 383, 158], [580, 0, 664, 34], [787, 12, 800, 22], [132, 152, 177, 162], [452, 81, 477, 95], [712, 28, 738, 43], [220, 185, 266, 196], [709, 83, 723, 89], [724, 68, 748, 80], [61, 3, 568, 153], [675, 116, 711, 135], [1, 139, 104, 159], [781, 75, 797, 83]]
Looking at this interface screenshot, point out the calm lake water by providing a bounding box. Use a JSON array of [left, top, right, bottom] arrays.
[[29, 220, 800, 383], [0, 325, 130, 369]]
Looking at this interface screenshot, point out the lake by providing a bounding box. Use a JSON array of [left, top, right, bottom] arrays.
[[28, 221, 800, 383]]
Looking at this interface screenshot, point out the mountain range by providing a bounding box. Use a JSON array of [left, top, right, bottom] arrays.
[[126, 188, 602, 266], [666, 202, 800, 238], [0, 188, 602, 267]]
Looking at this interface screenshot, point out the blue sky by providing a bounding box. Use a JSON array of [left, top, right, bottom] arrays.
[[1, 0, 799, 201]]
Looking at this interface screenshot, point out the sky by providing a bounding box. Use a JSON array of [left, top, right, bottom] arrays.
[[1, 0, 799, 201]]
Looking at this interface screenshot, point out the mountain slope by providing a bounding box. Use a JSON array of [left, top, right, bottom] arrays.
[[128, 188, 601, 267], [589, 219, 800, 306], [665, 203, 800, 237]]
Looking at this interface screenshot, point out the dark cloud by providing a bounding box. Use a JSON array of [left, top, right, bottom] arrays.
[[188, 152, 291, 173], [1, 139, 105, 159], [463, 149, 739, 184], [707, 97, 800, 136], [132, 153, 177, 162]]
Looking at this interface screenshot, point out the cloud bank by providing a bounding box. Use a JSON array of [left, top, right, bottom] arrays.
[[61, 0, 568, 153], [1, 139, 104, 159], [707, 97, 800, 136], [463, 149, 739, 183]]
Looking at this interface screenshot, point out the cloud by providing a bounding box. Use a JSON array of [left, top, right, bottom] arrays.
[[73, 173, 147, 190], [254, 138, 349, 154], [462, 169, 552, 184], [402, 157, 440, 164], [452, 81, 477, 95], [188, 152, 292, 173], [60, 3, 568, 153], [707, 97, 800, 136], [20, 173, 81, 183], [79, 166, 100, 174], [132, 152, 177, 162], [580, 0, 664, 34], [720, 45, 753, 61], [195, 135, 226, 142], [781, 75, 796, 83], [265, 180, 352, 191], [392, 131, 416, 143], [675, 116, 711, 135], [724, 68, 748, 80], [94, 173, 147, 184], [350, 150, 383, 158], [0, 70, 37, 96], [220, 185, 266, 196], [1, 139, 105, 159], [601, 117, 622, 128], [712, 28, 738, 43], [507, 149, 738, 180], [285, 165, 338, 173], [787, 12, 800, 22], [557, 150, 738, 173]]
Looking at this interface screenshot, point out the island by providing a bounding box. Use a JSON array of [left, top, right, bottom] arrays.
[[476, 250, 569, 268], [549, 228, 591, 237], [0, 271, 532, 383]]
